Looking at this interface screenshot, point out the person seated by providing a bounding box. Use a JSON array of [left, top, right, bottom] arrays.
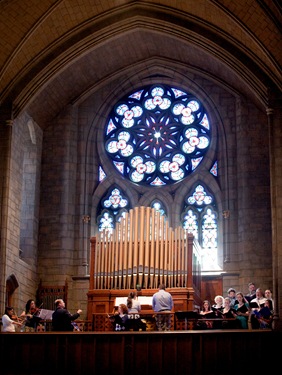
[[127, 291, 146, 331], [233, 292, 249, 329], [127, 291, 141, 313], [2, 307, 23, 332], [20, 299, 42, 331], [253, 299, 273, 329], [110, 304, 129, 331]]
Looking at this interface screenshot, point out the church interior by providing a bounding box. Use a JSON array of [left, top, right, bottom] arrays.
[[0, 1, 281, 373]]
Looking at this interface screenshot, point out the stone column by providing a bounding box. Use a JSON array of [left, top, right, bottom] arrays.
[[0, 107, 13, 308], [267, 105, 282, 331]]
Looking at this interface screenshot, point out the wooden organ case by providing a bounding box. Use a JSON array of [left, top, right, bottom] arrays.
[[87, 206, 202, 323]]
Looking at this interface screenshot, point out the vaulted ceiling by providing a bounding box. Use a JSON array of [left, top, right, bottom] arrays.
[[1, 0, 281, 126]]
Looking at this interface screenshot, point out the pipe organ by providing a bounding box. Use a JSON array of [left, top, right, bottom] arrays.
[[88, 206, 202, 320]]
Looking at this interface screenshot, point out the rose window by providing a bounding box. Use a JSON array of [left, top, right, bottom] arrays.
[[105, 84, 210, 186]]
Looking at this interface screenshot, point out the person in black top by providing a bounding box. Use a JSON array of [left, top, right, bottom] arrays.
[[52, 299, 82, 331], [227, 288, 238, 308], [211, 295, 224, 329], [244, 282, 256, 303], [233, 292, 250, 329], [219, 297, 239, 329], [198, 300, 215, 329], [110, 304, 129, 331], [20, 299, 42, 331]]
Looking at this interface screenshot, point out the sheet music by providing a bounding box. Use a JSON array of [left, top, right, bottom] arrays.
[[114, 296, 152, 307], [38, 308, 54, 320]]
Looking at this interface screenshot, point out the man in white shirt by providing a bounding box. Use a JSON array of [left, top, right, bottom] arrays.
[[250, 288, 267, 329]]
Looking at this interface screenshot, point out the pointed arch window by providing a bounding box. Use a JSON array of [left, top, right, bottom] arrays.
[[182, 184, 219, 270], [97, 187, 130, 232], [97, 211, 115, 232], [150, 200, 166, 218]]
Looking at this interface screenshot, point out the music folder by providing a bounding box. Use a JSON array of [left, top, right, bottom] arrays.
[[249, 302, 260, 309]]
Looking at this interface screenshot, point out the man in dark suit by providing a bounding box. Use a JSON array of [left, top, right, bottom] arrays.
[[52, 299, 82, 331]]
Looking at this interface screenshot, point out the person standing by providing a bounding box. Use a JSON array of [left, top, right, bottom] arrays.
[[253, 299, 273, 329], [52, 299, 82, 331], [250, 288, 266, 308], [2, 307, 23, 332], [152, 284, 173, 331], [264, 289, 274, 312], [211, 295, 224, 329], [244, 282, 256, 303], [233, 292, 249, 329], [250, 288, 267, 329], [198, 300, 215, 329], [227, 288, 238, 308]]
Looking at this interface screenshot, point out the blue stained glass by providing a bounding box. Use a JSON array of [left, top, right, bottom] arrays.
[[183, 209, 198, 239], [99, 212, 114, 232], [113, 161, 125, 173], [105, 84, 211, 186], [187, 185, 213, 206], [210, 161, 218, 176], [129, 90, 144, 100], [151, 200, 166, 217], [191, 157, 203, 170], [202, 208, 217, 248], [99, 166, 106, 182]]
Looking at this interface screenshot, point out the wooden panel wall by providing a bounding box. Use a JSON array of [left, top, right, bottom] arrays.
[[0, 331, 279, 375]]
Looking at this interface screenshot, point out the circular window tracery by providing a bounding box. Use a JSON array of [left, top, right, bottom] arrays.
[[105, 84, 211, 186]]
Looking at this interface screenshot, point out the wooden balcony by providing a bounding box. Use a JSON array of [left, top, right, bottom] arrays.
[[0, 330, 279, 375]]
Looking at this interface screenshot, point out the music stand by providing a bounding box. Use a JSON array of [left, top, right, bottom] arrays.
[[38, 309, 54, 320]]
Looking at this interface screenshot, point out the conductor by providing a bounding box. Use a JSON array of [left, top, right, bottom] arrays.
[[52, 299, 82, 331]]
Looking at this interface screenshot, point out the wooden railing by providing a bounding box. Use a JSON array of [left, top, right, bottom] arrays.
[[0, 330, 278, 375], [0, 319, 92, 332]]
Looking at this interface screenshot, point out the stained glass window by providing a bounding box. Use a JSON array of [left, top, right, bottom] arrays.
[[105, 84, 210, 186], [99, 166, 106, 182], [99, 84, 220, 269], [151, 200, 166, 217], [183, 184, 219, 270], [210, 161, 218, 177], [98, 211, 115, 232], [97, 187, 130, 231]]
